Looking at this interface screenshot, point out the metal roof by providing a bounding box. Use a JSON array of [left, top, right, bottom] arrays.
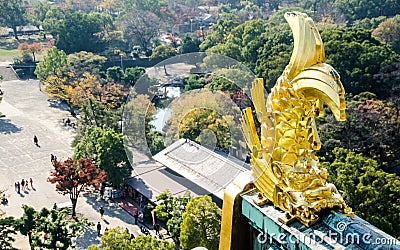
[[152, 139, 248, 200]]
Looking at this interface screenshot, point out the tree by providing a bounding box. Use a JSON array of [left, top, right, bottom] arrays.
[[119, 11, 161, 53], [0, 0, 27, 40], [47, 158, 106, 216], [17, 42, 43, 62], [150, 45, 177, 75], [123, 67, 145, 86], [178, 108, 231, 151], [180, 35, 200, 54], [179, 196, 221, 250], [15, 205, 88, 250], [88, 227, 175, 250], [73, 127, 130, 188], [321, 27, 400, 95], [44, 9, 112, 54], [67, 51, 107, 76], [44, 71, 128, 114], [333, 0, 400, 25], [372, 15, 400, 54], [165, 88, 241, 151], [35, 47, 69, 83], [76, 100, 123, 135], [321, 148, 400, 238], [29, 0, 51, 37], [15, 205, 36, 247], [199, 13, 239, 51], [153, 190, 191, 241], [0, 217, 16, 250], [123, 93, 156, 154], [106, 66, 124, 83]]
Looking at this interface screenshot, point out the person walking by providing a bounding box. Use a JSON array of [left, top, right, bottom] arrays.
[[99, 206, 104, 218], [33, 135, 38, 146], [154, 223, 160, 235], [16, 182, 20, 194], [97, 222, 102, 236], [21, 179, 25, 191], [30, 178, 33, 189]]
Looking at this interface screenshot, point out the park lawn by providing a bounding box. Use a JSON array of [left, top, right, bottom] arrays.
[[0, 48, 19, 57]]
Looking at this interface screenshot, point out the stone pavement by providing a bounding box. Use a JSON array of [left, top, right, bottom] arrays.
[[0, 79, 166, 249]]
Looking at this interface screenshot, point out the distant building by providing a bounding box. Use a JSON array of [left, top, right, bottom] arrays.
[[125, 138, 248, 207]]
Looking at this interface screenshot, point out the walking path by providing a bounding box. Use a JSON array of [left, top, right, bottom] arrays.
[[0, 79, 168, 249]]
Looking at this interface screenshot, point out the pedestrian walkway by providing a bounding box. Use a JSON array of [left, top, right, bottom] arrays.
[[0, 79, 172, 249]]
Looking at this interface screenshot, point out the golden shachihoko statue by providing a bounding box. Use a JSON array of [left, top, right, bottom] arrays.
[[219, 11, 354, 250]]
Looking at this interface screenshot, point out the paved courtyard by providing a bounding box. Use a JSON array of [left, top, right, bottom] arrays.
[[0, 79, 146, 249]]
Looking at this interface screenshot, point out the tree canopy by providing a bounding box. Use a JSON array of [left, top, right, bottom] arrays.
[[322, 148, 400, 238], [88, 227, 175, 250], [47, 158, 106, 216], [74, 126, 130, 188], [15, 205, 88, 250], [179, 196, 221, 250], [0, 0, 27, 40]]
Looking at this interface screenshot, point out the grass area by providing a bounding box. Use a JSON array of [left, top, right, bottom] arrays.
[[0, 49, 19, 57]]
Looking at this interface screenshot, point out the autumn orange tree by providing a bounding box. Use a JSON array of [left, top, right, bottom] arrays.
[[17, 42, 43, 62], [45, 71, 128, 114], [48, 158, 106, 217]]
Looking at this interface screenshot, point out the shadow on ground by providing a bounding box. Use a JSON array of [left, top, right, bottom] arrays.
[[76, 225, 100, 249], [85, 195, 134, 225], [48, 99, 70, 112], [0, 118, 22, 134]]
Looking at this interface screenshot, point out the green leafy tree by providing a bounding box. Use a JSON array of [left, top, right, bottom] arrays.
[[67, 51, 107, 76], [106, 66, 124, 83], [178, 108, 231, 151], [74, 127, 130, 188], [322, 148, 400, 238], [153, 190, 191, 241], [15, 205, 36, 246], [207, 19, 266, 69], [183, 74, 206, 92], [321, 27, 400, 95], [45, 10, 112, 54], [47, 158, 106, 216], [123, 67, 145, 86], [29, 0, 51, 37], [30, 208, 88, 250], [180, 35, 200, 54], [333, 0, 400, 25], [0, 217, 16, 250], [166, 88, 241, 151], [199, 13, 239, 51], [88, 227, 175, 250], [16, 205, 88, 250], [76, 100, 123, 135], [150, 45, 178, 75], [0, 0, 27, 40], [34, 47, 69, 83], [179, 196, 221, 250]]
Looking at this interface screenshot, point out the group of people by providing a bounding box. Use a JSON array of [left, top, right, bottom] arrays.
[[14, 178, 33, 194]]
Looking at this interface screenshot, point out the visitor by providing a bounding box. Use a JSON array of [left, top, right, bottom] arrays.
[[99, 206, 104, 218], [97, 222, 102, 236]]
